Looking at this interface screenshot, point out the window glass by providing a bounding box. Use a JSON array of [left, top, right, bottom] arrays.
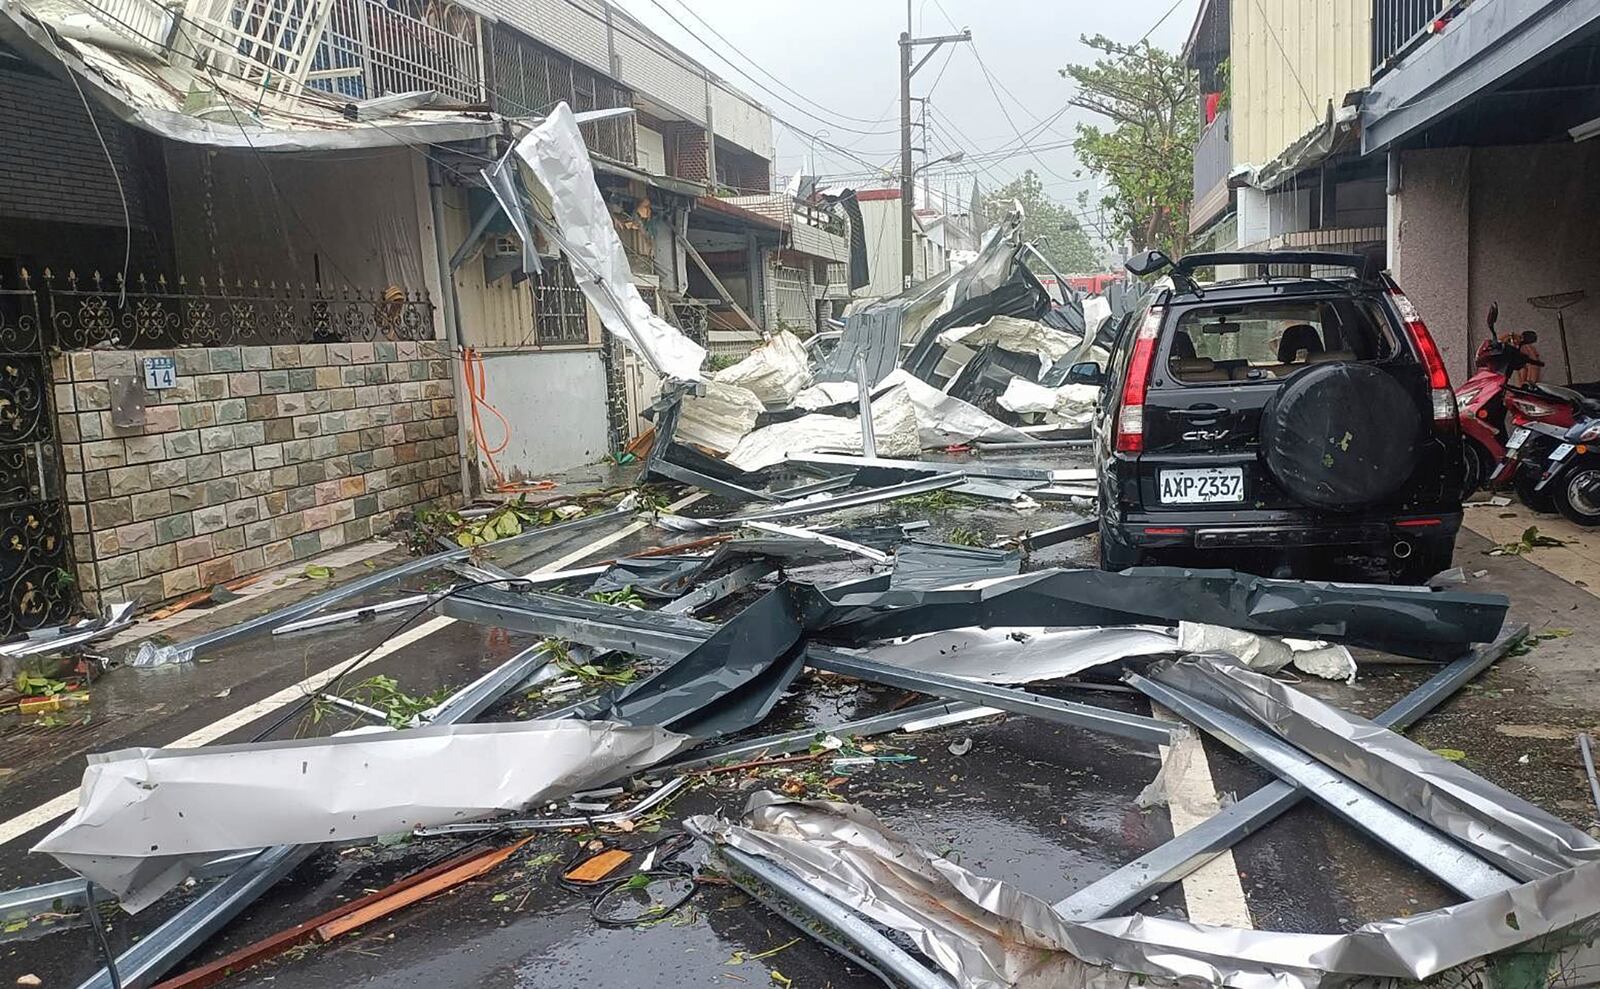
[[1167, 298, 1395, 384]]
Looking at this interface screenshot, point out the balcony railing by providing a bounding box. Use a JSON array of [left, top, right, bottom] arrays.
[[1372, 0, 1449, 79], [307, 0, 483, 104], [1191, 107, 1232, 232]]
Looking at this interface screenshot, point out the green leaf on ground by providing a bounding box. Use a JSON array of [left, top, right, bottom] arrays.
[[1432, 748, 1468, 762], [303, 564, 333, 579]]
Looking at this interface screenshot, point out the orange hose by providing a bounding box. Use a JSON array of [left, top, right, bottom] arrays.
[[461, 346, 556, 494]]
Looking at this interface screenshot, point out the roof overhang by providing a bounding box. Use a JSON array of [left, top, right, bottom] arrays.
[[0, 1, 504, 151], [1362, 0, 1600, 154]]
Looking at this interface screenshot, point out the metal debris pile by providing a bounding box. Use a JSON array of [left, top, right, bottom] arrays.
[[13, 450, 1600, 989]]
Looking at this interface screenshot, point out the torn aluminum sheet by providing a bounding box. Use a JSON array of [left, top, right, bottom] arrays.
[[0, 601, 135, 658], [0, 6, 503, 152], [937, 315, 1081, 370], [812, 566, 1508, 660], [999, 377, 1100, 426], [34, 720, 687, 910], [859, 626, 1177, 684], [1152, 654, 1600, 880], [512, 105, 705, 382], [793, 371, 1031, 447], [888, 541, 1020, 590], [560, 584, 810, 740], [714, 331, 811, 409], [817, 216, 1028, 387], [726, 384, 921, 471], [1176, 623, 1357, 683], [675, 381, 765, 454], [884, 370, 1033, 446], [693, 794, 1600, 989]]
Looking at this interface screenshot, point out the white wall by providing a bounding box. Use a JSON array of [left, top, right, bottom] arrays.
[[471, 349, 610, 477]]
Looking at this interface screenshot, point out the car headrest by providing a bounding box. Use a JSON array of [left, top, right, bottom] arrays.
[[1277, 324, 1324, 363]]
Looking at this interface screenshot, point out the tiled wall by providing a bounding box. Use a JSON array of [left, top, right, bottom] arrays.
[[54, 341, 460, 608]]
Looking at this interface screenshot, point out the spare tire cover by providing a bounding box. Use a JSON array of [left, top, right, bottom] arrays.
[[1259, 362, 1421, 511]]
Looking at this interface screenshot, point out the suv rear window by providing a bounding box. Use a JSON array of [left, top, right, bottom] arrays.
[[1167, 298, 1398, 385]]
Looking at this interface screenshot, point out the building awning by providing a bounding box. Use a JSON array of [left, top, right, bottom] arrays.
[[592, 155, 709, 200], [0, 2, 504, 151]]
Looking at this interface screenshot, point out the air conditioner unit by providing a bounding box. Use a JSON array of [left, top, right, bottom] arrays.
[[486, 235, 522, 259]]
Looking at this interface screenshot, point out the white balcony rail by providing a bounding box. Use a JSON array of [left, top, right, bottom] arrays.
[[183, 0, 335, 103], [306, 0, 482, 105]]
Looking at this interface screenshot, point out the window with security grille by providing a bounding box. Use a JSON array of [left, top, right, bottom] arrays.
[[533, 259, 590, 345]]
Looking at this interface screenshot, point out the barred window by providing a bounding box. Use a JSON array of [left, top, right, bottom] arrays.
[[533, 259, 590, 345]]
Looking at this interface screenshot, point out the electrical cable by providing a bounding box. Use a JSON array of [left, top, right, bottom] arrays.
[[555, 828, 700, 927], [656, 0, 897, 127], [36, 26, 131, 305], [638, 0, 895, 137], [85, 881, 123, 989]]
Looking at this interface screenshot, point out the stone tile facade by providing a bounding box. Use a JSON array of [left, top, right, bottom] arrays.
[[54, 341, 460, 607]]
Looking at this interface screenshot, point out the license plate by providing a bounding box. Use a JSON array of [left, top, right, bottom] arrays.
[[1159, 467, 1244, 504], [1506, 428, 1529, 452], [1551, 443, 1575, 463]]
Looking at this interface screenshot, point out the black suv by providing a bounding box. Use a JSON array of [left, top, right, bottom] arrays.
[[1072, 250, 1465, 584]]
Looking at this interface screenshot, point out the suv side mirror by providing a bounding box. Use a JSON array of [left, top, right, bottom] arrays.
[[1066, 361, 1103, 386], [1124, 249, 1174, 277]]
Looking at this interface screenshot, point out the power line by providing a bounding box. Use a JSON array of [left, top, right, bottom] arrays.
[[637, 0, 897, 137], [655, 0, 897, 128], [1137, 0, 1188, 45]]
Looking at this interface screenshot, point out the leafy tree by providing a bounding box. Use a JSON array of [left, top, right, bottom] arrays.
[[982, 170, 1099, 274], [1061, 36, 1198, 256]]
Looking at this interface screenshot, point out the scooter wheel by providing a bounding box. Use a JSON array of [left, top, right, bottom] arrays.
[[1554, 454, 1600, 526], [1515, 469, 1557, 513], [1461, 439, 1490, 499]]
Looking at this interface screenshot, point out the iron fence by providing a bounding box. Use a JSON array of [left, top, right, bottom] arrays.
[[9, 270, 433, 350], [0, 282, 74, 635], [1372, 0, 1449, 78]]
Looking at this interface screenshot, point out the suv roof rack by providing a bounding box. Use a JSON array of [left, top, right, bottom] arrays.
[[1173, 251, 1380, 281]]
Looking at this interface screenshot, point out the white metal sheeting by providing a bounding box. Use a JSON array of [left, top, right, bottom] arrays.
[[714, 331, 812, 409], [860, 626, 1178, 684], [513, 105, 707, 382], [35, 720, 688, 911]]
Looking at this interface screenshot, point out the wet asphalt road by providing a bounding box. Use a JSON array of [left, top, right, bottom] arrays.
[[0, 470, 1549, 988]]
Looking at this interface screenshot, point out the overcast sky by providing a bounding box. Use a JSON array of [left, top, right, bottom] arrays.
[[613, 0, 1198, 234]]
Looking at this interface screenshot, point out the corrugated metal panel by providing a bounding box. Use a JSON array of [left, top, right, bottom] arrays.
[[476, 0, 610, 73], [788, 223, 849, 263], [442, 187, 537, 350], [1232, 0, 1371, 168]]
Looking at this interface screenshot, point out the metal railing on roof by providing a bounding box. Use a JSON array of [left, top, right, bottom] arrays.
[[306, 0, 482, 104], [1372, 0, 1449, 79]]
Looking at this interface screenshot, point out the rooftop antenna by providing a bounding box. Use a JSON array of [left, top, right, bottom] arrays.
[[1528, 290, 1586, 384]]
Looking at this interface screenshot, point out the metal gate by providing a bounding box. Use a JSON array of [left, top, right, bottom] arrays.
[[0, 273, 75, 635]]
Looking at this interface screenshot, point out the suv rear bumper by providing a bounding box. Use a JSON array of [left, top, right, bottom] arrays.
[[1118, 511, 1462, 551]]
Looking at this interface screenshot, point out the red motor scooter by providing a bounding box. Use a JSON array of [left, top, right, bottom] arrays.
[[1458, 303, 1590, 497]]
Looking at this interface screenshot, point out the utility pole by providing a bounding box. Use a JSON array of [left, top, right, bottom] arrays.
[[899, 13, 970, 289]]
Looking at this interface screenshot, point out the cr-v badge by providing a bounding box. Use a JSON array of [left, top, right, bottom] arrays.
[[1182, 428, 1229, 442]]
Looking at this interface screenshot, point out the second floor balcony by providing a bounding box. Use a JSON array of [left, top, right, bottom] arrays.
[[1191, 107, 1232, 234]]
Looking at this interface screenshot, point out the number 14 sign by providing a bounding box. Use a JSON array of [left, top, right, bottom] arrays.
[[142, 357, 176, 391]]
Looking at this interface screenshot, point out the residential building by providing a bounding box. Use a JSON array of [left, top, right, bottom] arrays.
[[0, 0, 791, 621], [1185, 1, 1600, 384], [1364, 0, 1600, 382], [1184, 1, 1387, 267]]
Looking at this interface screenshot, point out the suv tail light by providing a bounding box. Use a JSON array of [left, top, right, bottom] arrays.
[[1115, 306, 1163, 453], [1387, 282, 1456, 429]]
